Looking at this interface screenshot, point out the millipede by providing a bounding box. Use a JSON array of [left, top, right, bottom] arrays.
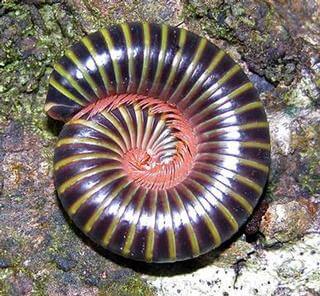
[[45, 22, 270, 263]]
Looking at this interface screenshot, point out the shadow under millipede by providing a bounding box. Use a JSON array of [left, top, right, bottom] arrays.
[[46, 117, 64, 137]]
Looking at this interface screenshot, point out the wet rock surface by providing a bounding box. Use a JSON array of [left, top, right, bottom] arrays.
[[0, 0, 319, 295]]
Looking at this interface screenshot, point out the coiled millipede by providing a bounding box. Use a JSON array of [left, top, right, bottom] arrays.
[[45, 22, 270, 263]]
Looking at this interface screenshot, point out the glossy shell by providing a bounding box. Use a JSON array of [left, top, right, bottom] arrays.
[[45, 22, 270, 263]]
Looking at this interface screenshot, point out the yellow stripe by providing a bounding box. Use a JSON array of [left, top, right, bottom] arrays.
[[82, 36, 113, 94], [200, 152, 269, 173], [145, 191, 157, 262], [141, 112, 154, 150], [137, 22, 151, 93], [239, 121, 269, 131], [179, 50, 225, 107], [102, 186, 139, 247], [191, 82, 253, 118], [54, 63, 91, 101], [229, 191, 253, 212], [56, 137, 122, 155], [68, 172, 125, 215], [218, 64, 241, 84], [192, 166, 253, 213], [134, 104, 144, 148], [54, 153, 119, 171], [57, 163, 120, 195], [188, 65, 242, 111], [49, 77, 85, 106], [150, 24, 169, 94], [68, 119, 126, 152], [216, 202, 238, 230], [146, 119, 166, 150], [228, 81, 254, 98], [118, 106, 135, 149], [202, 141, 270, 150], [100, 110, 131, 150], [115, 106, 131, 150], [180, 184, 221, 246], [202, 121, 269, 137], [197, 162, 263, 198], [238, 157, 269, 173], [189, 177, 238, 231], [162, 191, 176, 261], [159, 28, 187, 99], [198, 101, 263, 129], [169, 37, 207, 103], [121, 23, 136, 92], [172, 188, 200, 256], [150, 127, 175, 152], [236, 175, 263, 194], [65, 49, 102, 98], [100, 28, 122, 93], [83, 178, 130, 233], [240, 141, 270, 149], [122, 189, 148, 256]]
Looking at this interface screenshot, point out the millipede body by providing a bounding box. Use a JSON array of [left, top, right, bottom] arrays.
[[45, 22, 270, 263]]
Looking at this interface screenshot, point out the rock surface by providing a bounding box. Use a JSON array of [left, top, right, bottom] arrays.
[[0, 0, 319, 295]]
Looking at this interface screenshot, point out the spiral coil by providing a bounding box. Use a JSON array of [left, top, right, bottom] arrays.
[[45, 22, 270, 263]]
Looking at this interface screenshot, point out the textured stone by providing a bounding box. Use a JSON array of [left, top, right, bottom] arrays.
[[146, 234, 320, 295], [260, 199, 320, 245]]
